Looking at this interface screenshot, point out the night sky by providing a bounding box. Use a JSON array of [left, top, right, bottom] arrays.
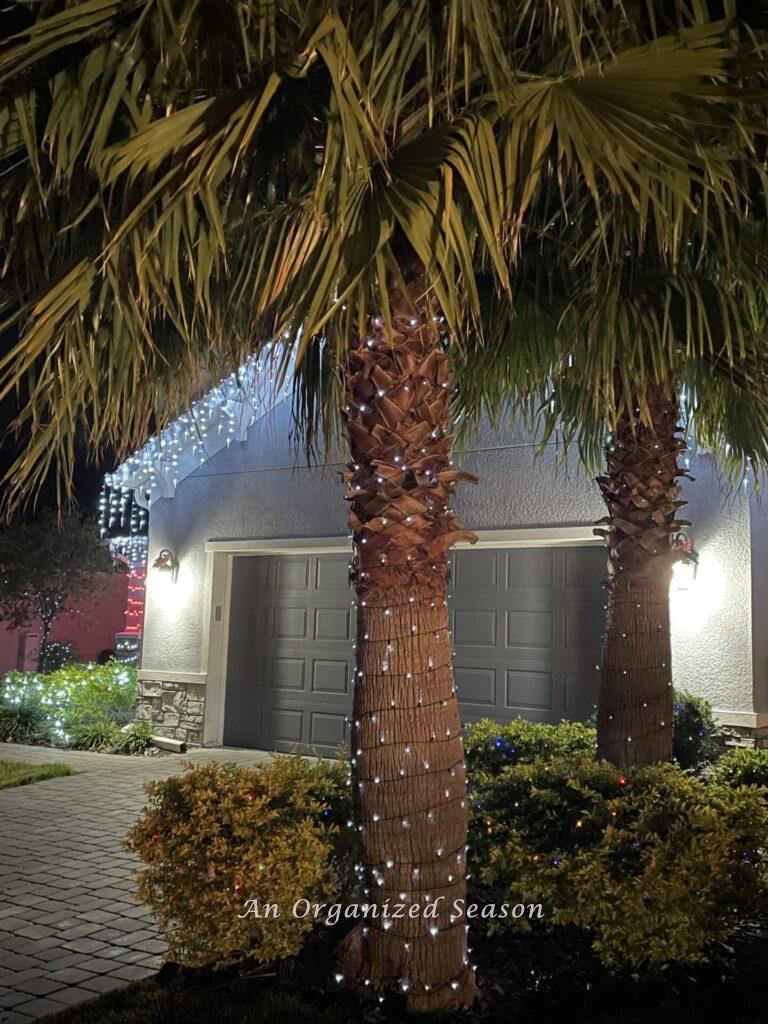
[[0, 4, 111, 519], [0, 330, 113, 519]]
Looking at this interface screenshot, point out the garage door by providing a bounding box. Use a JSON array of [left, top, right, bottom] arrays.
[[223, 546, 605, 755]]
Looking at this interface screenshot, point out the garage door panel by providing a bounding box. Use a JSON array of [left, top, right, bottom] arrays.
[[269, 707, 305, 743], [453, 608, 497, 647], [316, 557, 350, 590], [505, 610, 554, 649], [223, 546, 605, 751], [564, 610, 603, 661], [271, 656, 306, 691], [314, 606, 352, 642], [504, 549, 554, 588], [565, 673, 598, 713], [564, 548, 606, 588], [312, 659, 353, 696], [272, 606, 308, 639], [310, 711, 348, 748], [454, 666, 497, 707], [228, 604, 268, 638], [275, 557, 311, 591], [505, 669, 554, 710], [453, 549, 499, 589]]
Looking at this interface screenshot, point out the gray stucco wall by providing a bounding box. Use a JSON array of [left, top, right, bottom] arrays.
[[140, 399, 762, 717]]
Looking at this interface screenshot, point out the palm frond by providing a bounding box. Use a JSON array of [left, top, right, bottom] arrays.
[[0, 0, 765, 507]]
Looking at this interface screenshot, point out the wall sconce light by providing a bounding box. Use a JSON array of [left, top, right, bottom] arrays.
[[673, 532, 698, 589], [152, 548, 179, 582]]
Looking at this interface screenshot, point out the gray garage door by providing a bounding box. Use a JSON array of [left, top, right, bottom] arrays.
[[223, 546, 605, 755]]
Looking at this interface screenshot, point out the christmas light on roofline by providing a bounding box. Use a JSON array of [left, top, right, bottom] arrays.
[[103, 350, 292, 507]]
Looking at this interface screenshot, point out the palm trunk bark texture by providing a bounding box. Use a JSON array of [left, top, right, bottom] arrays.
[[337, 295, 479, 1012], [595, 378, 688, 767]]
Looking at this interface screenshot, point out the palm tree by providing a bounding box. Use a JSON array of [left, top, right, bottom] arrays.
[[454, 218, 768, 768], [0, 0, 762, 1010]]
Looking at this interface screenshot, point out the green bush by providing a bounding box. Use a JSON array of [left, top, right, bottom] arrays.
[[70, 714, 122, 750], [464, 717, 596, 775], [125, 757, 357, 968], [713, 747, 768, 789], [673, 690, 723, 769], [113, 721, 153, 755], [1, 660, 136, 743], [0, 690, 51, 742], [465, 694, 724, 779], [469, 756, 768, 971]]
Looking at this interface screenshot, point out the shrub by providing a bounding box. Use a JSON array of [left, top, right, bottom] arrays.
[[713, 747, 768, 789], [469, 756, 768, 971], [113, 721, 153, 755], [464, 694, 724, 780], [1, 660, 136, 742], [0, 690, 51, 742], [125, 757, 357, 968], [464, 717, 597, 775], [673, 690, 723, 769], [38, 640, 79, 674], [70, 714, 121, 750]]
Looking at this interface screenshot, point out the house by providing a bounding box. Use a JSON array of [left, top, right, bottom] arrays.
[[0, 573, 128, 674], [105, 358, 768, 755]]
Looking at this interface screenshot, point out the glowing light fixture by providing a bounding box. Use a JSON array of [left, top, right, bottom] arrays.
[[152, 548, 179, 582], [673, 532, 698, 589]]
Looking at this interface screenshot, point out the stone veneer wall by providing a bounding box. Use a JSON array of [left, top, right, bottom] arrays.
[[135, 678, 206, 747], [720, 723, 768, 750]]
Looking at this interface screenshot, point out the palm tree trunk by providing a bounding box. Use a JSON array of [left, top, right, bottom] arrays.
[[595, 377, 688, 767], [337, 290, 479, 1012]]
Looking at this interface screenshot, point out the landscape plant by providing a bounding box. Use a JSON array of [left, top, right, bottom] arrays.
[[0, 661, 137, 744], [125, 757, 356, 967], [714, 747, 768, 790], [124, 723, 768, 978], [673, 689, 724, 770], [464, 692, 725, 778], [468, 756, 768, 970], [112, 721, 153, 756], [69, 714, 122, 751]]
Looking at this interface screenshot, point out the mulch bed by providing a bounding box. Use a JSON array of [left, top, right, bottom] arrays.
[[146, 904, 768, 1024]]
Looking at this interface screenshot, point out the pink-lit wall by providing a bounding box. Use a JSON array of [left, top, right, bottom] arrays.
[[0, 572, 130, 673]]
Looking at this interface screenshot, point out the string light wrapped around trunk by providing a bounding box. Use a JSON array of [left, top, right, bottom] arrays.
[[337, 292, 479, 1012]]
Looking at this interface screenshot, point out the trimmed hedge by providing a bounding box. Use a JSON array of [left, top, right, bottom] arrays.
[[464, 718, 596, 774], [464, 689, 725, 778], [468, 755, 768, 970], [125, 757, 357, 968]]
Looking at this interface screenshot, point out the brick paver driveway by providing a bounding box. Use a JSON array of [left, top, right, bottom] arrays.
[[0, 742, 273, 1023]]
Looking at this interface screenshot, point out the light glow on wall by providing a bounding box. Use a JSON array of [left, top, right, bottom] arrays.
[[670, 549, 724, 635], [150, 565, 192, 621]]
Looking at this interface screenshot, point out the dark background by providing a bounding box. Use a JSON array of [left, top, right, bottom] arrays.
[[0, 327, 112, 517]]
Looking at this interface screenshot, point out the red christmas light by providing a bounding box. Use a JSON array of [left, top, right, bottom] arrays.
[[123, 569, 146, 635]]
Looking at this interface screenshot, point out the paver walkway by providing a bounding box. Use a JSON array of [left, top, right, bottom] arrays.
[[0, 742, 274, 1023]]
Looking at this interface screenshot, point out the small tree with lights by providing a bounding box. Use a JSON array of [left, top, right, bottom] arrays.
[[0, 510, 121, 672]]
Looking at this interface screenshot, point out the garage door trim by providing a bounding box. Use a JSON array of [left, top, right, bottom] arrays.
[[204, 525, 599, 555]]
